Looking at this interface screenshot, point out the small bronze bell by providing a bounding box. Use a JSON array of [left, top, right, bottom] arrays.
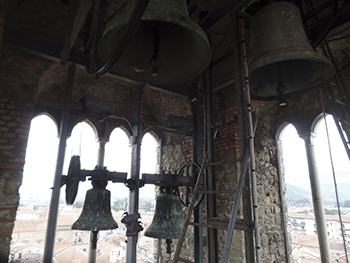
[[144, 193, 190, 240], [98, 0, 212, 84], [72, 188, 118, 231], [144, 192, 191, 254], [248, 2, 335, 103]]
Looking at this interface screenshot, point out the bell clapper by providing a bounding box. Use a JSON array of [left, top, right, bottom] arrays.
[[166, 239, 172, 254], [276, 63, 287, 107], [150, 21, 162, 76]]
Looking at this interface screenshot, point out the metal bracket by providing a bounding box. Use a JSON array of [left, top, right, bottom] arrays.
[[121, 212, 143, 237], [125, 178, 136, 191]]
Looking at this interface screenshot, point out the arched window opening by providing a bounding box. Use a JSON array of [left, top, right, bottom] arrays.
[[20, 114, 59, 200], [12, 118, 161, 262], [105, 127, 131, 212], [279, 116, 350, 262], [63, 121, 98, 199], [313, 115, 350, 243], [280, 124, 310, 207], [140, 132, 159, 197], [314, 115, 350, 187], [139, 132, 159, 262], [10, 114, 58, 260]]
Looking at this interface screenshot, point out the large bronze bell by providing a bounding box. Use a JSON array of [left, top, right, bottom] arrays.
[[248, 2, 335, 103], [144, 193, 190, 240], [72, 188, 118, 231], [98, 0, 212, 85]]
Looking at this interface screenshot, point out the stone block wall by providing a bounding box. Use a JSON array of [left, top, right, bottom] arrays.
[[0, 98, 33, 262]]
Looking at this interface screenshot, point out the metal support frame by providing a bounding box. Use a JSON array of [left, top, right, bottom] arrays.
[[192, 93, 204, 263], [43, 63, 75, 262], [238, 4, 261, 261], [232, 12, 255, 263], [126, 85, 143, 263], [204, 52, 219, 263]]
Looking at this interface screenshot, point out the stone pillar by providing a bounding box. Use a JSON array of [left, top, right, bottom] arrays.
[[0, 98, 34, 262], [299, 132, 331, 263]]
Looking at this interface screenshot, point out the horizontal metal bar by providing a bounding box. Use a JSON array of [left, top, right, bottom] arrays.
[[78, 169, 128, 183], [141, 173, 195, 186], [197, 190, 236, 194], [198, 0, 251, 33]]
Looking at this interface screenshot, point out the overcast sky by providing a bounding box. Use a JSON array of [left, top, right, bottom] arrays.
[[281, 114, 350, 187]]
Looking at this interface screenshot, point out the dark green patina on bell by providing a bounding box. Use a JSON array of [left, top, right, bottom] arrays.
[[98, 0, 212, 84], [145, 193, 191, 240], [72, 188, 118, 231]]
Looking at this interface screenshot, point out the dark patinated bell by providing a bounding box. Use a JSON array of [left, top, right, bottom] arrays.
[[248, 2, 335, 101], [98, 0, 211, 85], [72, 188, 118, 231], [145, 193, 191, 240]]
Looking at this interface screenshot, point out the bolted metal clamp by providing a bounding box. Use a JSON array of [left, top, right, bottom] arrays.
[[121, 212, 143, 236]]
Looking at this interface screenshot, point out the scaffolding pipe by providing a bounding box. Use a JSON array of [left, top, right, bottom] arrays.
[[126, 85, 143, 263], [43, 63, 75, 262], [239, 2, 260, 261]]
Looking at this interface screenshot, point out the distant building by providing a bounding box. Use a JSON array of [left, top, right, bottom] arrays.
[[289, 212, 350, 242]]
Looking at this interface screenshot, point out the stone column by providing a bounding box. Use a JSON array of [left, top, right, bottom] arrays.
[[299, 132, 331, 263]]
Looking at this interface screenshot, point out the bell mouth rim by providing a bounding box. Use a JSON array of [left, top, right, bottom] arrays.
[[250, 84, 322, 101], [248, 50, 335, 75], [99, 8, 212, 85]]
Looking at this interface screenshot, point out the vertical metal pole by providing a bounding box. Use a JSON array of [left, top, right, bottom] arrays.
[[204, 51, 218, 263], [192, 96, 203, 263], [87, 139, 107, 263], [238, 7, 261, 260], [300, 133, 331, 263], [233, 12, 255, 263], [126, 85, 143, 263], [43, 64, 75, 262]]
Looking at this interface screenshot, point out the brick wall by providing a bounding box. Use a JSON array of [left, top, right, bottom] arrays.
[[0, 98, 33, 262]]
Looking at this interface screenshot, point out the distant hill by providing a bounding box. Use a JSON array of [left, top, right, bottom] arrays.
[[285, 183, 311, 203], [285, 173, 350, 205]]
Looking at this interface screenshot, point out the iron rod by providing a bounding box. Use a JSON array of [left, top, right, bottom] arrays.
[[204, 37, 218, 262], [192, 96, 204, 263], [43, 63, 75, 262], [233, 11, 255, 262], [239, 7, 260, 262], [126, 85, 143, 263]]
